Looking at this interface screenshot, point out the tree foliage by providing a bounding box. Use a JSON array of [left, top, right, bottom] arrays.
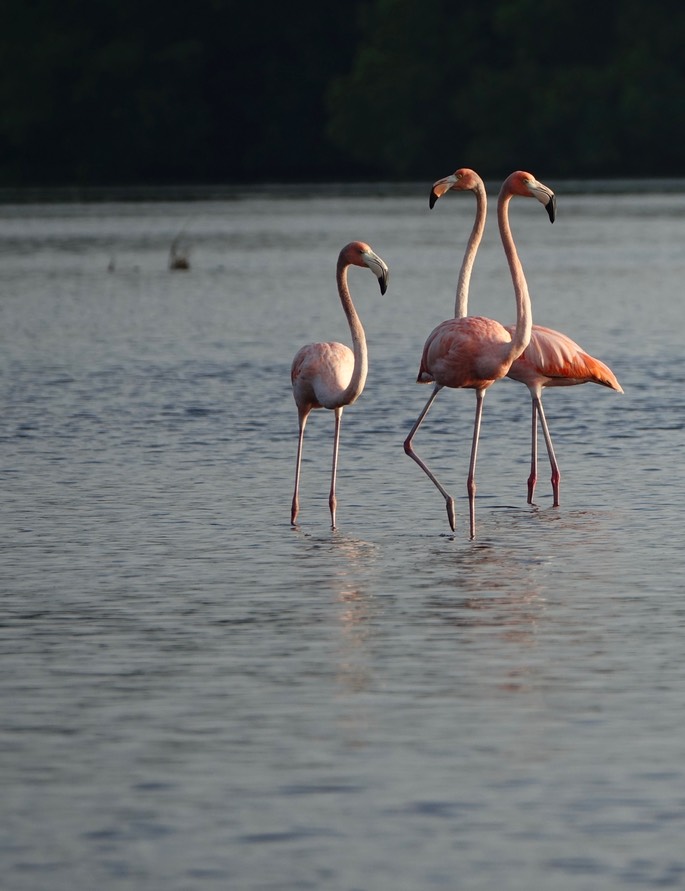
[[0, 0, 683, 185], [328, 0, 685, 179]]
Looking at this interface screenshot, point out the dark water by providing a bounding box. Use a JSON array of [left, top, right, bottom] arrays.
[[2, 186, 685, 890]]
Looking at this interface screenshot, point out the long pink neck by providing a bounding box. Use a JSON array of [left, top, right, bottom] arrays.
[[336, 258, 368, 405], [455, 182, 487, 318], [498, 188, 532, 364]]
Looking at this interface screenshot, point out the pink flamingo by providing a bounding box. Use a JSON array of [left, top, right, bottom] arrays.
[[291, 241, 389, 529], [430, 167, 623, 507], [404, 171, 556, 538]]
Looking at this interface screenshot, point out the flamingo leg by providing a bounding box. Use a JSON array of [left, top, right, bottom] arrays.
[[527, 397, 539, 504], [329, 407, 343, 530], [291, 409, 309, 526], [466, 389, 485, 540], [535, 394, 560, 507], [403, 385, 457, 532]]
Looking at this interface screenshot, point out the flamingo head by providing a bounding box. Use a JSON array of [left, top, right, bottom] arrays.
[[341, 241, 390, 294], [429, 167, 485, 209], [505, 171, 556, 223]]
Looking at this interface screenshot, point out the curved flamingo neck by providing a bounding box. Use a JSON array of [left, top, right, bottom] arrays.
[[498, 187, 532, 365], [336, 257, 368, 405], [455, 182, 487, 318]]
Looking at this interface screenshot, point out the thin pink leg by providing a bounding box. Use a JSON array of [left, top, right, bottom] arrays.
[[527, 398, 538, 504], [291, 410, 309, 526], [403, 385, 456, 531], [466, 389, 485, 540], [329, 407, 343, 529]]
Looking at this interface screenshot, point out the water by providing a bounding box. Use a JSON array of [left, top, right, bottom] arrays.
[[2, 185, 685, 890]]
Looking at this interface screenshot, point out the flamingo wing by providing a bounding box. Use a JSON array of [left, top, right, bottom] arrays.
[[507, 325, 623, 391]]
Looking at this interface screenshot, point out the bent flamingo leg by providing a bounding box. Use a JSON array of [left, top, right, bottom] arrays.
[[403, 385, 457, 532]]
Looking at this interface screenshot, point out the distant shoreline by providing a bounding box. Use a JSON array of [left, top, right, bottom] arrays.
[[2, 178, 685, 204]]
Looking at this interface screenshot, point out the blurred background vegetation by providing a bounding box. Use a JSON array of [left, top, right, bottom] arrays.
[[1, 0, 684, 187]]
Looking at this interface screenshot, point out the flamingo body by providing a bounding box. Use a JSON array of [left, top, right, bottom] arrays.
[[290, 241, 389, 530], [418, 316, 515, 390], [292, 341, 356, 410]]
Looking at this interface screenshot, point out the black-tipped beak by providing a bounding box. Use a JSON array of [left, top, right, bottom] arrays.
[[429, 176, 455, 209], [546, 194, 556, 223], [378, 270, 389, 295]]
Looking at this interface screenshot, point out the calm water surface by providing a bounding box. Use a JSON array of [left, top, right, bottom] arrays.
[[2, 185, 685, 890]]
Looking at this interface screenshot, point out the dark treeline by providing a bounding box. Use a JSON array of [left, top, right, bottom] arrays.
[[2, 0, 685, 187]]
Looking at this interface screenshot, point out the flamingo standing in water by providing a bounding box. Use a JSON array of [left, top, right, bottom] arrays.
[[291, 241, 389, 530], [404, 171, 556, 538], [430, 167, 623, 506]]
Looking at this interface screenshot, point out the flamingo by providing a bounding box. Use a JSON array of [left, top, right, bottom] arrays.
[[290, 241, 389, 530], [430, 167, 623, 507], [404, 170, 556, 538]]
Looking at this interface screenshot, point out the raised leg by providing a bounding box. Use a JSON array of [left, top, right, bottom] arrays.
[[403, 385, 456, 531], [466, 389, 485, 540], [527, 397, 538, 504], [535, 394, 560, 507], [329, 407, 343, 529], [291, 409, 309, 526]]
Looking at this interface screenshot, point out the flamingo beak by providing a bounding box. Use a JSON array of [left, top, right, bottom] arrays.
[[377, 267, 389, 295], [364, 251, 389, 294], [429, 175, 457, 209], [545, 194, 557, 223], [528, 178, 556, 223]]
